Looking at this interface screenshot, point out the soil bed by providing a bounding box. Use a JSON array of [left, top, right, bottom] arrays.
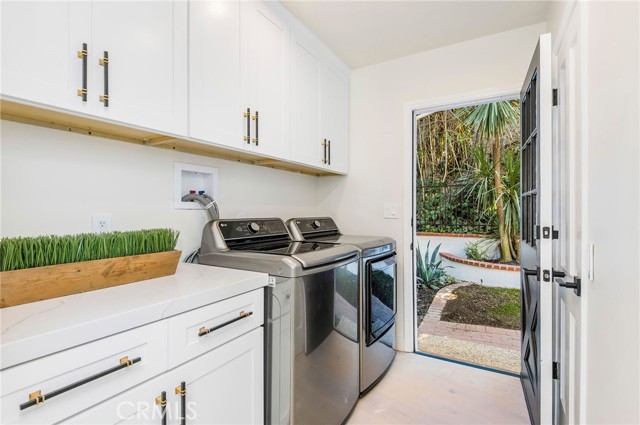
[[416, 284, 438, 325], [441, 284, 521, 330]]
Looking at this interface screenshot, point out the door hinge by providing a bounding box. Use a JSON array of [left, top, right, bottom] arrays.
[[410, 242, 414, 251], [552, 88, 558, 106], [536, 225, 559, 240], [553, 361, 559, 379]]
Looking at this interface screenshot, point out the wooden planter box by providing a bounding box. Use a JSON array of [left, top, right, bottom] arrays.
[[0, 250, 181, 308]]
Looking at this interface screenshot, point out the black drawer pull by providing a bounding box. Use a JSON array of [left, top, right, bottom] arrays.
[[252, 111, 259, 146], [322, 139, 327, 164], [99, 51, 109, 107], [155, 390, 167, 425], [327, 139, 331, 165], [76, 42, 88, 101], [244, 108, 251, 143], [175, 381, 186, 425], [19, 356, 141, 410], [198, 310, 253, 337]]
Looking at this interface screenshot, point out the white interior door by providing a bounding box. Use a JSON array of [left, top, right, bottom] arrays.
[[520, 33, 553, 425], [552, 4, 584, 424]]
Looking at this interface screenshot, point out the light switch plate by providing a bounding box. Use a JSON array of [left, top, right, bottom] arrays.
[[384, 203, 399, 219]]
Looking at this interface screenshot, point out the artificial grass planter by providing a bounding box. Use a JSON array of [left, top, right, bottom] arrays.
[[0, 229, 180, 308]]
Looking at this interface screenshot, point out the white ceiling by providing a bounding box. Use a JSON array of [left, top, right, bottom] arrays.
[[281, 1, 550, 69]]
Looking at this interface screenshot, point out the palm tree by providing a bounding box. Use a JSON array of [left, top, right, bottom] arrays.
[[464, 101, 519, 262]]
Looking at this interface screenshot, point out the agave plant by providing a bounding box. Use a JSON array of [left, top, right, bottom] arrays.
[[416, 241, 450, 290]]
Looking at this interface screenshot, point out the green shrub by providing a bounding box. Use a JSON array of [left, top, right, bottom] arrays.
[[0, 228, 179, 272], [464, 239, 497, 262]]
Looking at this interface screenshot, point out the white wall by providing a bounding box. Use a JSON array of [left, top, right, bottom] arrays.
[[416, 234, 494, 259], [544, 1, 640, 423], [0, 121, 319, 255], [317, 23, 546, 351]]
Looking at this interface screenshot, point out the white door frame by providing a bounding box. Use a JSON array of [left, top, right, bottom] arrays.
[[400, 85, 521, 353]]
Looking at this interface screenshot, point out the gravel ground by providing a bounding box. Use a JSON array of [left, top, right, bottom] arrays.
[[418, 334, 521, 374]]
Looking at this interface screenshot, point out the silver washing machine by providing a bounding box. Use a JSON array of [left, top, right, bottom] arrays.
[[198, 218, 360, 424]]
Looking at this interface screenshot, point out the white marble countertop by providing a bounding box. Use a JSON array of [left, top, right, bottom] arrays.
[[0, 263, 268, 369]]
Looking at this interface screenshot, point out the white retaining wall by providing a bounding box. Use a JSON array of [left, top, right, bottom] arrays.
[[417, 234, 519, 289]]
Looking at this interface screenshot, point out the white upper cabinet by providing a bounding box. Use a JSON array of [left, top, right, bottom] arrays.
[[0, 1, 90, 112], [321, 63, 349, 174], [290, 32, 323, 166], [189, 0, 242, 148], [1, 0, 348, 174], [241, 1, 290, 159], [90, 1, 188, 135], [0, 1, 188, 136], [290, 26, 349, 174]]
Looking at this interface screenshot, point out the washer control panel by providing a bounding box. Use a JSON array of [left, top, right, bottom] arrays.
[[294, 217, 340, 236], [218, 219, 289, 240]]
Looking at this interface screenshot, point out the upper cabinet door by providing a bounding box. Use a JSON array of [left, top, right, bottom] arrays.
[[189, 0, 242, 148], [0, 1, 90, 112], [290, 33, 322, 167], [90, 1, 188, 136], [321, 64, 349, 173], [241, 1, 290, 159]]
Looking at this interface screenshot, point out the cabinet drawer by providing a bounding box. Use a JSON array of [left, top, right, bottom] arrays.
[[0, 321, 167, 424], [168, 289, 264, 368]]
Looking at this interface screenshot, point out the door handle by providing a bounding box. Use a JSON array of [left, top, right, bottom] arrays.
[[555, 276, 581, 297], [523, 267, 565, 282], [523, 267, 538, 278]]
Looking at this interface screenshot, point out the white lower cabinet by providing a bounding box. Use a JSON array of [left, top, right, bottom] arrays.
[[0, 288, 264, 425], [66, 328, 263, 425], [0, 321, 167, 425]]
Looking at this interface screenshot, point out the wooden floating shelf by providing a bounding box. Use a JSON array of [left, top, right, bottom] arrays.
[[0, 99, 340, 177]]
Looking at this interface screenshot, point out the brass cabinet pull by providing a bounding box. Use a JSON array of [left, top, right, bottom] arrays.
[[244, 108, 251, 143], [76, 43, 88, 101], [99, 51, 109, 107], [155, 391, 167, 425], [198, 310, 253, 337], [175, 381, 186, 425], [19, 356, 142, 410]]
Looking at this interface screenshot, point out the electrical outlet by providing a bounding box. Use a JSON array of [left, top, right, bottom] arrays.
[[92, 214, 112, 233]]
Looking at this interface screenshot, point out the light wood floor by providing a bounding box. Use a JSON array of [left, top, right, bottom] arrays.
[[348, 352, 529, 424]]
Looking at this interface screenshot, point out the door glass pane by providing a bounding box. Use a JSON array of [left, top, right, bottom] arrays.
[[368, 256, 396, 339]]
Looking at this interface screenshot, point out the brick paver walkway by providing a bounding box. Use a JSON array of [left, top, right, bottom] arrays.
[[418, 282, 520, 351]]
